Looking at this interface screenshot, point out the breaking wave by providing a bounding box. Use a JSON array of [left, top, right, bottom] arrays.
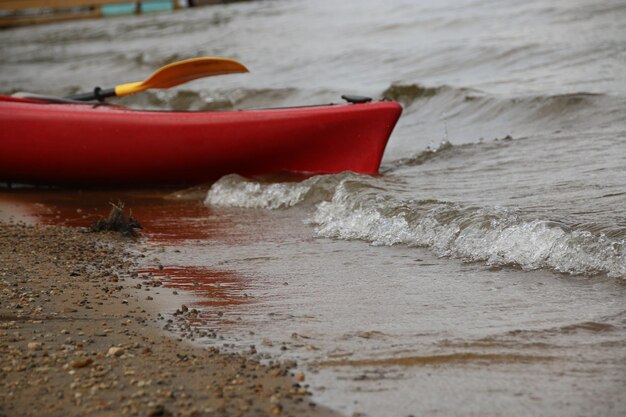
[[205, 175, 626, 279], [205, 173, 348, 209]]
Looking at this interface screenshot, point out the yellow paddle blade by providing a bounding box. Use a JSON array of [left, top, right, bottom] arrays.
[[114, 57, 249, 97]]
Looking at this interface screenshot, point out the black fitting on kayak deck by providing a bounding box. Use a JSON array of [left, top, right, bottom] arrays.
[[93, 87, 105, 103], [65, 87, 117, 102], [341, 95, 373, 104]]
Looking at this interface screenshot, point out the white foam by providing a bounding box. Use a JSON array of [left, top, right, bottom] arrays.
[[205, 175, 626, 278], [205, 174, 313, 209], [312, 185, 626, 278], [204, 173, 359, 209]]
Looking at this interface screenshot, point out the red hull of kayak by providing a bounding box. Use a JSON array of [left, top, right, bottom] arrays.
[[0, 96, 402, 186]]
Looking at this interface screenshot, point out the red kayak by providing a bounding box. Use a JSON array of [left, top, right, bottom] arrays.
[[0, 95, 401, 186]]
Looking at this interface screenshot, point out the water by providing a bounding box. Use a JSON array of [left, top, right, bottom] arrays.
[[1, 0, 625, 416]]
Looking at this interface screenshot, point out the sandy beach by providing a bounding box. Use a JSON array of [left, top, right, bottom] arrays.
[[0, 222, 337, 417]]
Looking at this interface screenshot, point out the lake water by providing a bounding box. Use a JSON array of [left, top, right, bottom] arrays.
[[1, 0, 625, 416]]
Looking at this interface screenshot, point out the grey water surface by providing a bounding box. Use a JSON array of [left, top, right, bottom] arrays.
[[1, 1, 625, 416]]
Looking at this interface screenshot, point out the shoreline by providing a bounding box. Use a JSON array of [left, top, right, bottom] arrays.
[[0, 222, 338, 417]]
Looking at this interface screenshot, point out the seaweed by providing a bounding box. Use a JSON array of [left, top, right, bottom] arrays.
[[90, 201, 143, 237]]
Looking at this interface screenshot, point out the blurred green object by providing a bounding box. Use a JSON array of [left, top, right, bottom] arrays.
[[141, 0, 175, 13], [101, 1, 173, 16]]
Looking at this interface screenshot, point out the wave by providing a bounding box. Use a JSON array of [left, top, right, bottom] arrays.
[[382, 84, 456, 105], [112, 87, 302, 111], [205, 173, 348, 209], [383, 139, 456, 170], [313, 186, 626, 278], [205, 175, 626, 279], [383, 82, 611, 110], [114, 89, 220, 111], [115, 84, 626, 141], [381, 83, 625, 135]]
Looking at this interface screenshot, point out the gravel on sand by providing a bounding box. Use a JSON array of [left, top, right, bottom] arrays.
[[0, 223, 338, 417]]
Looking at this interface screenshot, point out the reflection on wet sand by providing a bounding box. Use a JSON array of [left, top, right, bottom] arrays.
[[137, 266, 256, 343], [144, 266, 251, 308]]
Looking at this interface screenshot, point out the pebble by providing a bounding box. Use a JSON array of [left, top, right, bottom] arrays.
[[106, 346, 125, 357], [27, 342, 42, 351], [72, 358, 93, 369]]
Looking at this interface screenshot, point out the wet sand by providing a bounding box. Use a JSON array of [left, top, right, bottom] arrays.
[[0, 222, 338, 417]]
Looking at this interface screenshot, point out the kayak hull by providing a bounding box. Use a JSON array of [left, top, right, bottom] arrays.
[[0, 96, 402, 186]]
